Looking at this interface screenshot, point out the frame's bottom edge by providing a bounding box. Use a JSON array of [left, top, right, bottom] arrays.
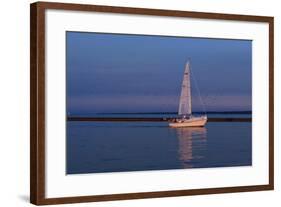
[[33, 184, 273, 205]]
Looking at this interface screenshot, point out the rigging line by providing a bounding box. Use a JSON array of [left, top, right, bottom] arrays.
[[190, 64, 207, 115]]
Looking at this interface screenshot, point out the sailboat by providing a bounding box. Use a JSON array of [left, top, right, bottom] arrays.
[[169, 61, 207, 128]]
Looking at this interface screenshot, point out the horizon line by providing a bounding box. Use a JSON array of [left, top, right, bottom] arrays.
[[68, 110, 252, 115]]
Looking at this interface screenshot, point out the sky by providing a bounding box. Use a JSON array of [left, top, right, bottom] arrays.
[[66, 31, 252, 115]]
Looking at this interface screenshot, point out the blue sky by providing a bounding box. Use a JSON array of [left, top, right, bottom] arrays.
[[66, 32, 252, 115]]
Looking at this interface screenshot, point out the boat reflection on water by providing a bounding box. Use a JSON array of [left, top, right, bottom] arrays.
[[176, 127, 207, 168]]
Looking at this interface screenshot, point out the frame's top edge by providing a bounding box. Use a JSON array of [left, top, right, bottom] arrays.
[[31, 1, 273, 23]]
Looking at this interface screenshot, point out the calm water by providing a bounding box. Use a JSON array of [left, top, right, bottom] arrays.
[[67, 118, 252, 174]]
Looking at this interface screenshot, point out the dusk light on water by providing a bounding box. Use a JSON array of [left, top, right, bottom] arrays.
[[66, 31, 252, 174]]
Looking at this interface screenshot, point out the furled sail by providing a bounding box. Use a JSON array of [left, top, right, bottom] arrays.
[[178, 61, 192, 116]]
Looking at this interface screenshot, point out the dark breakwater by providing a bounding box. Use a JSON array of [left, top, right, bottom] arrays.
[[67, 117, 251, 122]]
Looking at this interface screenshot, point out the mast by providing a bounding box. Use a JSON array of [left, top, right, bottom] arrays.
[[178, 61, 192, 117]]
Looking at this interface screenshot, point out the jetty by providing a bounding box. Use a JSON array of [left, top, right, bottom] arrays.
[[67, 117, 251, 122]]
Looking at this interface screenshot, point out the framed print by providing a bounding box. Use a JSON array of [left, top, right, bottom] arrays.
[[30, 1, 274, 205]]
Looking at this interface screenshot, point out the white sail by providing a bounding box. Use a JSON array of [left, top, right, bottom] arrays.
[[178, 61, 192, 116]]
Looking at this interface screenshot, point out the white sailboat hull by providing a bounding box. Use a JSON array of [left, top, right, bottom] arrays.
[[169, 116, 207, 128]]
